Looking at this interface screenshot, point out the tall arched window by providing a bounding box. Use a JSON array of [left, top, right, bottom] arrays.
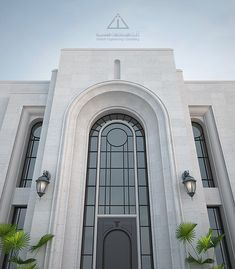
[[192, 122, 215, 187], [81, 114, 154, 269], [19, 121, 42, 187]]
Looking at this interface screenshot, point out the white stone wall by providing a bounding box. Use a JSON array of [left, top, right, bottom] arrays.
[[0, 81, 49, 220], [0, 49, 234, 268], [0, 81, 50, 266], [185, 81, 235, 266]]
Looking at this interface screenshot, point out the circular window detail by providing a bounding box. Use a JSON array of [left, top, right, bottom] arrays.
[[107, 128, 128, 147]]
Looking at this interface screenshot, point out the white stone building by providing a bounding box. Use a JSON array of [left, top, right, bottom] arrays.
[[0, 49, 234, 269]]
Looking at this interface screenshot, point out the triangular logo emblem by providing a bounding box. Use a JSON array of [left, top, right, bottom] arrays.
[[107, 14, 129, 29]]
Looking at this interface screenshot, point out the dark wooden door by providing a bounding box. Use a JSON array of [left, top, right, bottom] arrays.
[[96, 217, 138, 269]]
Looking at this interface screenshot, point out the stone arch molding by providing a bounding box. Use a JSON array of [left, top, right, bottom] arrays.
[[47, 81, 185, 269]]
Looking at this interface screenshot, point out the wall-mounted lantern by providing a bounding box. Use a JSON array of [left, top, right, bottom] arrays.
[[36, 170, 50, 197], [182, 170, 196, 197]]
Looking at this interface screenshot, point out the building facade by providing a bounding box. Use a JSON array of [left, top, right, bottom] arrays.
[[0, 49, 234, 269]]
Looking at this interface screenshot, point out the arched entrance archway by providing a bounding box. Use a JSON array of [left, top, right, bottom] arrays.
[[47, 81, 184, 269]]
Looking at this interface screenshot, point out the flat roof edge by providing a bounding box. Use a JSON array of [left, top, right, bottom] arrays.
[[61, 48, 174, 51], [0, 81, 50, 84], [185, 81, 235, 84]]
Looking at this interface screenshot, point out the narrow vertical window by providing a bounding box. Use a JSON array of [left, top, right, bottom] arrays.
[[19, 121, 42, 187], [11, 207, 27, 230], [192, 122, 215, 187], [114, 59, 121, 79], [2, 207, 27, 269], [207, 207, 231, 268], [81, 113, 154, 269]]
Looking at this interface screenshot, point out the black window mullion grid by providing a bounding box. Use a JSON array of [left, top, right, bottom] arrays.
[[127, 134, 130, 214], [214, 208, 231, 269], [98, 122, 137, 214], [207, 207, 232, 269], [81, 114, 154, 269], [14, 209, 21, 228], [199, 137, 208, 158], [12, 207, 27, 230], [20, 156, 31, 188], [81, 132, 98, 269], [108, 149, 110, 213], [123, 145, 126, 214], [26, 138, 34, 158], [100, 150, 135, 152], [109, 144, 111, 214], [104, 137, 107, 214], [3, 206, 27, 269], [197, 156, 214, 186], [192, 122, 215, 187], [24, 156, 36, 177], [136, 132, 154, 268], [19, 122, 42, 188]]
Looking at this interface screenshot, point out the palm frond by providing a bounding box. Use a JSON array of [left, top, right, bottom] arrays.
[[0, 224, 16, 251], [211, 233, 224, 248], [10, 256, 36, 265], [196, 229, 215, 253], [0, 223, 16, 238], [212, 265, 225, 269], [201, 258, 214, 264], [3, 230, 30, 254], [17, 263, 38, 269], [176, 222, 197, 243], [185, 253, 202, 264], [30, 234, 54, 252], [186, 253, 214, 265]]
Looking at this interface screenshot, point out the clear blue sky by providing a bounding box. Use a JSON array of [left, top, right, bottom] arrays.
[[0, 0, 234, 80]]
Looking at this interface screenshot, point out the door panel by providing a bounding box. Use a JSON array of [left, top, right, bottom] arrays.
[[96, 217, 138, 269]]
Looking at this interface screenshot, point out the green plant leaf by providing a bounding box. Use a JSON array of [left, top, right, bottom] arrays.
[[201, 258, 214, 264], [0, 224, 16, 252], [2, 230, 30, 254], [176, 222, 197, 243], [10, 256, 36, 265], [0, 223, 16, 238], [17, 263, 38, 269], [196, 229, 214, 253], [30, 234, 54, 252], [186, 253, 203, 264], [212, 265, 224, 269], [185, 253, 214, 265], [211, 234, 224, 248]]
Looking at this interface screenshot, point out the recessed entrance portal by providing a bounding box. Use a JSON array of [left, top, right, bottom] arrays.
[[96, 217, 138, 269], [80, 114, 154, 269]]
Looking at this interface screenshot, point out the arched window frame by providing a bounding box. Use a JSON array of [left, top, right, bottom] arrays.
[[81, 113, 154, 269], [191, 119, 216, 187], [18, 120, 43, 188]]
